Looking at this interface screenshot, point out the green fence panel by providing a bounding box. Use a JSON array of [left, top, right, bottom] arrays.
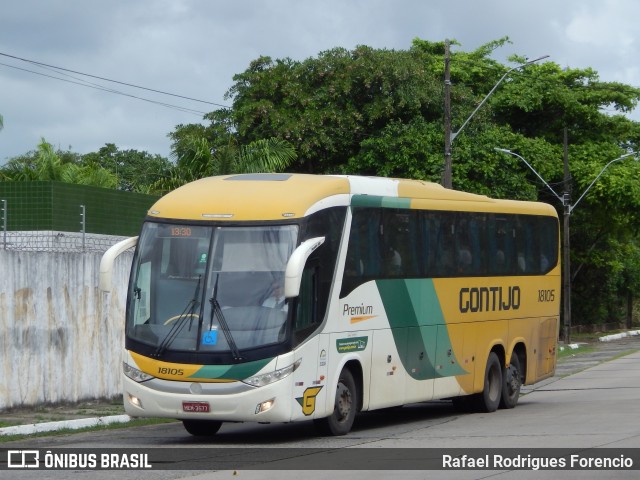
[[0, 181, 159, 236]]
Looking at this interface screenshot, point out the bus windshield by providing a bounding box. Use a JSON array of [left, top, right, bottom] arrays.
[[126, 222, 298, 355]]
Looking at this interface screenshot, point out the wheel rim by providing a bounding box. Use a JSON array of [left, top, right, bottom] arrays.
[[506, 364, 521, 397], [488, 364, 501, 401], [335, 381, 353, 423]]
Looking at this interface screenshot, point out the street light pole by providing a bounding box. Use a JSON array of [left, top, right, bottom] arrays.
[[443, 55, 549, 188], [495, 148, 638, 344]]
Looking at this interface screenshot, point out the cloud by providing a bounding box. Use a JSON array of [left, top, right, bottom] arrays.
[[1, 0, 639, 163]]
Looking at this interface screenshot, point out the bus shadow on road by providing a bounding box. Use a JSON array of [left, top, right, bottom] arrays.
[[173, 401, 460, 445]]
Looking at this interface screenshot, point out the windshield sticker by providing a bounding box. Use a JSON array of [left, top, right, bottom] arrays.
[[336, 336, 368, 353], [201, 328, 218, 346]]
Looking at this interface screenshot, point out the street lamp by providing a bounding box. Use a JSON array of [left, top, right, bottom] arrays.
[[495, 148, 638, 343], [569, 152, 637, 213], [494, 148, 563, 203], [442, 55, 549, 188]]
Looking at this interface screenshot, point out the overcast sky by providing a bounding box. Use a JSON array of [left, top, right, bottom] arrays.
[[1, 0, 639, 164]]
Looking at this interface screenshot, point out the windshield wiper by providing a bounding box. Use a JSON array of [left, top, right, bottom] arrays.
[[209, 273, 243, 362], [153, 275, 202, 357]]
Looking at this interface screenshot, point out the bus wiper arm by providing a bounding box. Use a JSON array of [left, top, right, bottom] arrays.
[[153, 275, 202, 357], [209, 273, 243, 362]]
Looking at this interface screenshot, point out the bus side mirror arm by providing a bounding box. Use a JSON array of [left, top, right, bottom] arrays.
[[99, 236, 138, 292], [284, 236, 325, 298]]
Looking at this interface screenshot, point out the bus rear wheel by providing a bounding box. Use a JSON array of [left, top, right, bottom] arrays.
[[182, 419, 223, 436], [314, 368, 357, 436], [471, 352, 502, 413]]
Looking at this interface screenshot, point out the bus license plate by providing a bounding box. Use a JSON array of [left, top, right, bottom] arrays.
[[182, 401, 210, 413]]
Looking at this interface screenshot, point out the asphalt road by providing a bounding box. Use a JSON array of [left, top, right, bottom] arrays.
[[2, 335, 639, 479]]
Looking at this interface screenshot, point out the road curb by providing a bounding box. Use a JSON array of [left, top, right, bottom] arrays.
[[0, 414, 131, 437], [598, 329, 640, 342]]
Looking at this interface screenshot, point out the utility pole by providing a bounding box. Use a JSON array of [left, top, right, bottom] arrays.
[[443, 40, 452, 189], [562, 128, 572, 343]]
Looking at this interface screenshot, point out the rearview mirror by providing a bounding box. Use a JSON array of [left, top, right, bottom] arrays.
[[99, 236, 138, 292], [284, 236, 325, 298]]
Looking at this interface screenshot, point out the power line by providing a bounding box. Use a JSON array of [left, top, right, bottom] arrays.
[[0, 51, 230, 110], [0, 61, 208, 116]]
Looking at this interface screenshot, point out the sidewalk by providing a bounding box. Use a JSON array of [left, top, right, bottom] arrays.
[[1, 330, 639, 437]]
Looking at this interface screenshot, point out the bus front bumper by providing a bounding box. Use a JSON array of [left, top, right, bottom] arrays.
[[123, 375, 296, 423]]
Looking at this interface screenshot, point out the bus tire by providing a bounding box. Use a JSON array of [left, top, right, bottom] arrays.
[[314, 368, 357, 436], [182, 419, 223, 436], [472, 352, 502, 413], [500, 352, 522, 409]]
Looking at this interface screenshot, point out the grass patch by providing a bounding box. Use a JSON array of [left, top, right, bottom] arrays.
[[0, 417, 177, 443], [0, 420, 21, 428], [557, 343, 596, 359]]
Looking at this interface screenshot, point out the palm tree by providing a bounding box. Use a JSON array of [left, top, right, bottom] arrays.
[[152, 136, 297, 193], [0, 138, 117, 187]]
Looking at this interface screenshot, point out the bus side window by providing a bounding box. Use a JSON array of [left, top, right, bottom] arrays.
[[381, 210, 419, 278], [538, 217, 558, 272], [433, 213, 456, 276], [293, 265, 319, 346], [515, 218, 528, 273], [341, 208, 380, 296]]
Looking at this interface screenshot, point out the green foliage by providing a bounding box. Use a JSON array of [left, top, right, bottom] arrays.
[[224, 45, 444, 173], [81, 143, 173, 193], [0, 139, 118, 188], [154, 134, 297, 193], [493, 61, 640, 145]]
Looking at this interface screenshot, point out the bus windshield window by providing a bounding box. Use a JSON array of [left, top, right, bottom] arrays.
[[126, 222, 298, 354]]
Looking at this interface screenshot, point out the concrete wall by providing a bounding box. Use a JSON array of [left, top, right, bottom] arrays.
[[0, 250, 133, 409]]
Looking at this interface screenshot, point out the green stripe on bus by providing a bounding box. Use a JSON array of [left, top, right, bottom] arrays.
[[189, 358, 272, 380], [376, 279, 466, 380], [351, 195, 412, 209]]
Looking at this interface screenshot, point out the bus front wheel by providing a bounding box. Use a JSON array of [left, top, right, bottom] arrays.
[[314, 368, 357, 436], [182, 419, 223, 436], [472, 352, 502, 413]]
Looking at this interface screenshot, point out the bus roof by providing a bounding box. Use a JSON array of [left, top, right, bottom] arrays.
[[147, 173, 557, 222]]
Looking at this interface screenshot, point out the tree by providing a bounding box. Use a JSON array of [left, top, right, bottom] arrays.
[[81, 143, 173, 193], [154, 134, 297, 193], [0, 138, 117, 188], [221, 45, 445, 174]]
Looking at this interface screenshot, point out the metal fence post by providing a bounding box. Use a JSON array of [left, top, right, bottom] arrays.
[[1, 199, 6, 250], [80, 204, 86, 251]]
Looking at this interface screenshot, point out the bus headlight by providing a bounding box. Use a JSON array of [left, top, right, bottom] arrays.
[[243, 359, 301, 387], [123, 362, 154, 383]]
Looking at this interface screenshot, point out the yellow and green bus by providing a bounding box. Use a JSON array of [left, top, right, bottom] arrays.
[[100, 173, 560, 436]]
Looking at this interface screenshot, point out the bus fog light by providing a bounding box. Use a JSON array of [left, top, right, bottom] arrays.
[[255, 399, 275, 414], [127, 393, 144, 409]]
